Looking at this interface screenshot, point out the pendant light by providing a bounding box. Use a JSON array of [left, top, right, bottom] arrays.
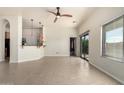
[[31, 19, 34, 37]]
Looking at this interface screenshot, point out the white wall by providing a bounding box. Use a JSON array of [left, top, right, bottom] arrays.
[[45, 25, 77, 56], [0, 16, 20, 63], [18, 16, 44, 62], [18, 46, 44, 62], [78, 7, 124, 84], [0, 16, 44, 63], [75, 36, 80, 57]]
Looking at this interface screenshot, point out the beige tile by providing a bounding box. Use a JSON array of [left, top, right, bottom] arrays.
[[0, 56, 120, 85]]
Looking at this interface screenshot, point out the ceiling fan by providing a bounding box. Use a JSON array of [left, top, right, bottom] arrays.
[[48, 7, 73, 23]]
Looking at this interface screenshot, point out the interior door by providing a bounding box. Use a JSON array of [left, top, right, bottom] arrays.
[[70, 37, 76, 56]]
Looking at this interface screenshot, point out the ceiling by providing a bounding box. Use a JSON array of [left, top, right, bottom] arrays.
[[0, 7, 97, 28]]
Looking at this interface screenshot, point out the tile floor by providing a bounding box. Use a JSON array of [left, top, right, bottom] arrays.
[[0, 57, 120, 85]]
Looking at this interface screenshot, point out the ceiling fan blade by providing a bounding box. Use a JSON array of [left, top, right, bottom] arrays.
[[54, 17, 58, 23], [48, 11, 56, 16], [61, 14, 73, 17]]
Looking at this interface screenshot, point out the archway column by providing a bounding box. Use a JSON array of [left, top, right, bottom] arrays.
[[0, 21, 5, 61], [0, 16, 22, 63]]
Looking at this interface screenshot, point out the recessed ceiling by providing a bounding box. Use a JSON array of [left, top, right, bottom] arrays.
[[0, 7, 97, 28]]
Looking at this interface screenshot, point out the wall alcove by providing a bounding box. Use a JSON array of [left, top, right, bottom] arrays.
[[0, 19, 10, 62]]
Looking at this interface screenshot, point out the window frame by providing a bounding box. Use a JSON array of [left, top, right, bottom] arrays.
[[101, 15, 124, 62]]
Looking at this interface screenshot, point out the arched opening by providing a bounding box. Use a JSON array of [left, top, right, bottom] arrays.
[[0, 19, 10, 63]]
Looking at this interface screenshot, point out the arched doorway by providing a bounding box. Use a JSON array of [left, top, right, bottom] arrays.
[[0, 19, 10, 62]]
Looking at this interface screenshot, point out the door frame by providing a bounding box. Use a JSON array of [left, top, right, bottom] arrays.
[[80, 30, 89, 61]]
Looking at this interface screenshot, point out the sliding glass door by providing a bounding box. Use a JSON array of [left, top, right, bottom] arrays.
[[80, 32, 89, 61]]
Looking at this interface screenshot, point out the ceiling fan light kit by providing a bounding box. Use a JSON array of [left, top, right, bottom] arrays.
[[56, 15, 60, 18], [48, 7, 73, 23]]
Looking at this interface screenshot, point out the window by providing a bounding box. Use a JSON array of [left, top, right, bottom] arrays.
[[102, 16, 124, 60]]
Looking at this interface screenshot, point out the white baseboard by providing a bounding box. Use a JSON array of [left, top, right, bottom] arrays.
[[89, 62, 124, 84], [9, 61, 18, 63], [18, 56, 44, 63], [0, 59, 4, 62], [45, 55, 69, 57]]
